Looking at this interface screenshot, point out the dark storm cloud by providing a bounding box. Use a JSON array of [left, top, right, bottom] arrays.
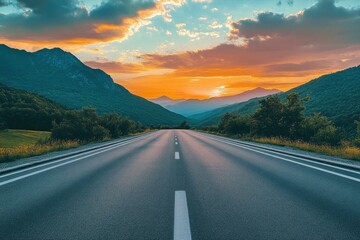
[[231, 0, 360, 47], [0, 0, 156, 43]]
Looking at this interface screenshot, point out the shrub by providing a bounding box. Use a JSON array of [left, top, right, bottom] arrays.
[[52, 108, 110, 141], [100, 114, 138, 137], [178, 120, 191, 129], [301, 113, 340, 146]]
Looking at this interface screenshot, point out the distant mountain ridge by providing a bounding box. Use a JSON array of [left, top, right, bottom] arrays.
[[0, 44, 186, 125], [162, 87, 281, 117], [194, 65, 360, 130], [149, 96, 185, 107]]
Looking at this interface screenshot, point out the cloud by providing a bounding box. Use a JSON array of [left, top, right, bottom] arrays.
[[0, 0, 185, 45], [84, 60, 148, 74], [147, 26, 159, 32], [139, 0, 360, 77], [176, 23, 186, 28], [209, 21, 223, 29], [177, 28, 220, 40], [230, 0, 360, 47]]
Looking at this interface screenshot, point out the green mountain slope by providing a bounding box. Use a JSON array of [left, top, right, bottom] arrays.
[[0, 84, 67, 130], [195, 66, 360, 128], [0, 44, 185, 126]]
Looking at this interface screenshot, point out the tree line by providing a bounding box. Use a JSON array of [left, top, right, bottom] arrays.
[[0, 85, 143, 141], [51, 108, 143, 141], [205, 93, 360, 146]]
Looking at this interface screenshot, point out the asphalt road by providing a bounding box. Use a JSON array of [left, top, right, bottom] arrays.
[[0, 130, 359, 239]]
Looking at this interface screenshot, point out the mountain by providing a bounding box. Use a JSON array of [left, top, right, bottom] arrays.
[[194, 66, 360, 129], [149, 96, 185, 107], [0, 84, 67, 131], [0, 44, 186, 126], [165, 87, 281, 117]]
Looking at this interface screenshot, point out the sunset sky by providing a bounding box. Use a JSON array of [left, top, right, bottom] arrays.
[[0, 0, 359, 99]]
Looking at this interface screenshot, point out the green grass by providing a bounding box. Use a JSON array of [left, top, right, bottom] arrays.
[[0, 129, 153, 163], [0, 129, 51, 148], [0, 129, 80, 163]]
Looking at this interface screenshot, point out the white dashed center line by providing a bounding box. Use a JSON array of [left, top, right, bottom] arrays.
[[174, 191, 192, 240], [175, 152, 180, 159]]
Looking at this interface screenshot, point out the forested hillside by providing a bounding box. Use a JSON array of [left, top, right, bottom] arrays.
[[196, 66, 360, 133], [0, 44, 186, 126]]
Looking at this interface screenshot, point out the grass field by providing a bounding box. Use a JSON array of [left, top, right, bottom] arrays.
[[0, 129, 151, 163], [0, 129, 79, 163], [0, 129, 51, 148]]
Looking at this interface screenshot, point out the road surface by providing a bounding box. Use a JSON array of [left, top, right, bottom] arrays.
[[0, 130, 359, 239]]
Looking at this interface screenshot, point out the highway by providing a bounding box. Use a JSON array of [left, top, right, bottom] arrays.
[[0, 130, 359, 239]]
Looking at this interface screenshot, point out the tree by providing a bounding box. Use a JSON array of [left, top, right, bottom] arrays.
[[100, 114, 138, 138], [301, 113, 340, 146], [281, 93, 308, 139], [0, 116, 6, 130], [252, 95, 284, 137], [224, 115, 252, 135], [178, 120, 190, 129], [354, 120, 360, 147], [51, 108, 109, 141], [218, 113, 237, 133]]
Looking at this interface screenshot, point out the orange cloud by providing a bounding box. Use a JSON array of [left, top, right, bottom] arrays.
[[85, 61, 149, 74]]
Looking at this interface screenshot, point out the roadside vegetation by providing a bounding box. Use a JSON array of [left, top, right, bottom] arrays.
[[0, 129, 50, 148], [0, 86, 147, 163], [202, 93, 360, 161], [0, 108, 144, 163]]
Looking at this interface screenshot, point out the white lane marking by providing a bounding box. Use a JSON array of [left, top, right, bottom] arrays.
[[174, 191, 192, 240], [175, 152, 180, 159], [208, 137, 360, 183], [0, 138, 144, 187], [204, 134, 360, 176], [175, 142, 178, 145], [0, 136, 147, 179]]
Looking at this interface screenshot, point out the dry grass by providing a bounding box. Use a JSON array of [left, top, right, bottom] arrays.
[[243, 137, 360, 161], [199, 131, 360, 161], [0, 129, 153, 163], [0, 140, 80, 163]]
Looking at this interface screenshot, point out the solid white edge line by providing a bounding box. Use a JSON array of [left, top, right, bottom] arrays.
[[175, 152, 180, 159], [204, 134, 360, 176], [0, 139, 135, 179], [0, 137, 145, 187], [0, 136, 147, 179], [202, 135, 360, 183], [174, 191, 192, 240]]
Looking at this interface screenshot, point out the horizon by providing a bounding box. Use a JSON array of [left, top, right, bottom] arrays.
[[0, 0, 359, 99]]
